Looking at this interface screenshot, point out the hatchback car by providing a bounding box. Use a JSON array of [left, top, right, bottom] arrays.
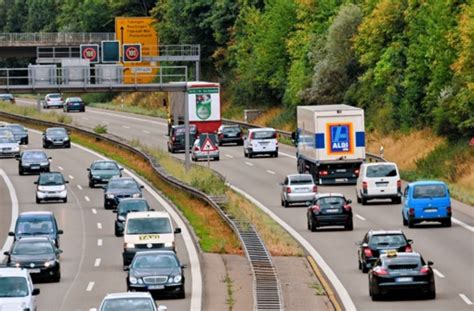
[[35, 172, 69, 203], [0, 136, 20, 158], [192, 134, 219, 161], [357, 230, 413, 273], [4, 237, 62, 282], [103, 177, 144, 209], [167, 124, 197, 153], [97, 292, 167, 311], [356, 162, 402, 205], [43, 127, 71, 148], [113, 198, 152, 237], [43, 93, 64, 109], [9, 211, 63, 247], [244, 128, 278, 158], [63, 97, 85, 112], [217, 125, 243, 146], [281, 174, 317, 207], [17, 150, 51, 175], [307, 193, 353, 231], [402, 181, 452, 228], [126, 250, 186, 298], [0, 93, 15, 103], [368, 251, 435, 300], [2, 124, 28, 144], [0, 267, 40, 310], [87, 160, 123, 188]]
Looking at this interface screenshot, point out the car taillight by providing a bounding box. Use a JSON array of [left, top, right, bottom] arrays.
[[419, 266, 430, 274], [320, 170, 328, 176], [363, 181, 368, 190], [405, 245, 412, 252], [219, 134, 223, 139], [409, 208, 415, 216], [397, 180, 401, 188], [447, 206, 452, 214], [343, 204, 352, 212], [373, 267, 389, 276], [249, 133, 254, 139], [312, 185, 318, 193], [172, 136, 176, 142], [193, 146, 199, 151], [363, 248, 373, 257], [240, 132, 243, 138], [311, 205, 320, 213], [47, 98, 51, 102], [60, 97, 63, 101], [354, 169, 360, 176], [286, 187, 291, 193]]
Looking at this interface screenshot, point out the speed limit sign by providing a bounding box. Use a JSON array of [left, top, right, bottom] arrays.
[[123, 44, 142, 62], [80, 44, 99, 63]]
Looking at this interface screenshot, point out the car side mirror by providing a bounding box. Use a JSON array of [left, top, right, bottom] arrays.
[[118, 216, 126, 222], [34, 181, 38, 184], [3, 251, 9, 256], [346, 199, 352, 204], [150, 208, 155, 211], [48, 157, 52, 160], [112, 210, 117, 214], [8, 232, 14, 236], [407, 239, 413, 244], [32, 288, 40, 296], [119, 167, 124, 171], [306, 201, 312, 207], [86, 168, 90, 171], [361, 243, 369, 248], [57, 249, 63, 254], [123, 266, 130, 271], [427, 261, 434, 266], [355, 241, 362, 246], [174, 228, 181, 234], [65, 181, 69, 184], [58, 230, 64, 234], [140, 185, 144, 189], [279, 182, 284, 186], [181, 264, 187, 269]]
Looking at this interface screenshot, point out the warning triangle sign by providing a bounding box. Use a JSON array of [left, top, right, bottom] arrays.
[[201, 137, 217, 151]]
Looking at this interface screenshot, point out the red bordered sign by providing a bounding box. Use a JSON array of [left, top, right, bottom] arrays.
[[80, 44, 99, 63], [123, 44, 142, 62]]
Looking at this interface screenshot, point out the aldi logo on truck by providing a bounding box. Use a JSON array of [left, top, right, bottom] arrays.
[[327, 123, 353, 154]]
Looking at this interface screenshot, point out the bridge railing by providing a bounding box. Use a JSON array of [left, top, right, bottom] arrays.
[[0, 33, 115, 45]]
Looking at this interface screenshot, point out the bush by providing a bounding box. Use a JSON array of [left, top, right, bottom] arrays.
[[93, 124, 108, 134]]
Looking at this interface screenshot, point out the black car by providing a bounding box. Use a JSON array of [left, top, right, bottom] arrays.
[[9, 211, 64, 247], [3, 124, 28, 144], [4, 237, 62, 282], [357, 230, 413, 273], [42, 127, 70, 149], [17, 150, 51, 175], [103, 177, 144, 209], [63, 97, 85, 112], [368, 251, 435, 301], [167, 124, 197, 153], [307, 193, 353, 231], [87, 160, 123, 188], [126, 250, 186, 298], [113, 198, 152, 237], [217, 125, 243, 146]]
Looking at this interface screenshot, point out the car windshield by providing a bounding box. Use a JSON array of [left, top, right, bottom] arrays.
[[12, 241, 54, 255], [132, 254, 179, 269], [198, 134, 218, 144], [68, 98, 82, 102], [108, 179, 138, 189], [316, 197, 345, 208], [174, 126, 197, 135], [47, 128, 67, 136], [5, 125, 24, 133], [48, 94, 61, 99], [223, 127, 240, 133], [366, 165, 397, 177], [101, 298, 155, 311], [384, 257, 421, 270], [17, 217, 54, 235], [290, 176, 313, 185], [251, 130, 275, 140], [93, 162, 119, 170], [370, 234, 406, 247], [413, 185, 447, 198], [0, 277, 28, 297], [38, 173, 64, 186], [126, 218, 172, 235], [22, 152, 47, 160], [0, 137, 15, 144], [119, 201, 149, 216]]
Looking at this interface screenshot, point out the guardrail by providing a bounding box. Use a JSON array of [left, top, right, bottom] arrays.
[[0, 33, 115, 46], [0, 110, 283, 311]]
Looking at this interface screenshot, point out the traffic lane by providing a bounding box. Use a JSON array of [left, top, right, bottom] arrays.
[[0, 167, 14, 262]]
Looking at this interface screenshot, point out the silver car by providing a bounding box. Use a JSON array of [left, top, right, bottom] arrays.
[[0, 136, 20, 158], [35, 172, 69, 203], [43, 93, 64, 109], [281, 174, 317, 207], [191, 134, 220, 161]]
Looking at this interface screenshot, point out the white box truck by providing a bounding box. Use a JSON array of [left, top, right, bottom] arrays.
[[295, 104, 365, 184]]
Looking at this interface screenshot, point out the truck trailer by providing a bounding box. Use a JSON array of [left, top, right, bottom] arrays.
[[295, 104, 365, 185]]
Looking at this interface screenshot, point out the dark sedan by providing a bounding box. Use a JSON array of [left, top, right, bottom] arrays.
[[369, 251, 435, 300], [307, 193, 353, 231], [43, 127, 71, 149], [217, 125, 243, 146], [17, 150, 51, 175], [63, 97, 85, 112], [3, 124, 28, 144], [9, 211, 63, 247], [103, 177, 144, 210], [126, 250, 185, 298], [87, 160, 123, 188], [4, 237, 62, 282], [357, 230, 413, 273], [113, 198, 152, 237]]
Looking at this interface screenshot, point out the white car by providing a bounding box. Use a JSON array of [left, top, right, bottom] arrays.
[[97, 292, 167, 311], [356, 162, 402, 205], [0, 267, 40, 311], [43, 93, 64, 109], [35, 172, 69, 204], [244, 128, 278, 158], [0, 136, 20, 158]]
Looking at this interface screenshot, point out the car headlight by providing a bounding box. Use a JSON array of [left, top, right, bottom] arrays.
[[38, 186, 47, 191], [106, 194, 115, 199], [64, 137, 70, 141], [132, 193, 141, 198], [40, 162, 49, 166], [44, 260, 56, 267], [164, 242, 174, 248], [124, 243, 135, 249], [129, 276, 138, 284], [12, 146, 19, 151], [46, 137, 52, 141], [173, 275, 182, 283]]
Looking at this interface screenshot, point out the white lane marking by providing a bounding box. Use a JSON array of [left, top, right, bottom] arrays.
[[143, 130, 151, 134], [77, 185, 83, 190], [94, 258, 101, 267], [97, 239, 103, 246], [266, 170, 276, 175], [459, 294, 473, 305], [0, 169, 19, 263], [433, 269, 445, 278], [245, 161, 254, 166], [452, 217, 474, 233], [229, 183, 356, 311], [87, 108, 167, 127], [58, 166, 64, 171], [225, 154, 234, 158], [280, 151, 296, 159], [122, 125, 130, 129], [355, 214, 366, 221], [84, 196, 90, 202], [97, 223, 102, 229], [68, 175, 74, 180], [92, 209, 97, 215], [86, 282, 95, 292]]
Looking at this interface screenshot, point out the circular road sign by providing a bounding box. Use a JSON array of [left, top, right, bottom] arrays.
[[124, 46, 140, 61], [82, 47, 97, 61]]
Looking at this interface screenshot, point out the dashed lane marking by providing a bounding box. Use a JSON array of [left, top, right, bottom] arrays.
[[94, 258, 101, 267], [86, 282, 94, 292], [77, 185, 82, 190], [84, 196, 90, 202], [97, 239, 102, 246], [355, 214, 366, 221], [97, 223, 102, 229], [266, 170, 276, 175], [92, 209, 97, 214], [245, 162, 254, 166], [459, 294, 473, 305]]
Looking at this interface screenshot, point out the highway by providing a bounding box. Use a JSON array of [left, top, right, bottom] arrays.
[[13, 99, 474, 310], [0, 121, 199, 311]]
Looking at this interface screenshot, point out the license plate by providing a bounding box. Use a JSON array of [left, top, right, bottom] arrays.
[[336, 169, 346, 172], [148, 285, 164, 290], [376, 183, 388, 187], [325, 208, 339, 213], [335, 178, 347, 182], [294, 187, 309, 193], [424, 208, 437, 213], [28, 269, 41, 273], [138, 234, 160, 241], [396, 277, 413, 283], [31, 166, 40, 169]]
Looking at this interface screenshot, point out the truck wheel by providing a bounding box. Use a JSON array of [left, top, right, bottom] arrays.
[[392, 197, 401, 204], [356, 192, 361, 204]]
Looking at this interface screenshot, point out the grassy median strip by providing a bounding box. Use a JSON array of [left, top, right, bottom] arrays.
[[88, 102, 168, 119], [0, 102, 72, 124]]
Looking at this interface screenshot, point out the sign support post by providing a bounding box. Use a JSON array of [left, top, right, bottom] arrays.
[[207, 133, 210, 168], [184, 89, 190, 171]]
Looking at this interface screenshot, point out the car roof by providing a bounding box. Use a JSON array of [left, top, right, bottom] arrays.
[[0, 267, 30, 277], [409, 180, 446, 186], [248, 127, 275, 132], [67, 97, 82, 101], [110, 176, 133, 181], [287, 174, 313, 179], [362, 162, 397, 166], [46, 93, 61, 96], [92, 160, 116, 164], [47, 127, 66, 131], [39, 171, 63, 176], [314, 193, 344, 199], [103, 292, 154, 300], [126, 211, 170, 219], [368, 229, 404, 236]]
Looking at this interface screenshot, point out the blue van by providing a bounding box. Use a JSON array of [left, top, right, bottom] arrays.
[[402, 181, 451, 228]]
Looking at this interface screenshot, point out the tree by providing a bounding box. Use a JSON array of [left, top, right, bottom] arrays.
[[57, 0, 114, 32]]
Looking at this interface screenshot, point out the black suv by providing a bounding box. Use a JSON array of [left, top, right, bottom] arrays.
[[357, 230, 413, 273], [217, 125, 243, 146], [103, 177, 144, 209], [167, 124, 197, 153], [43, 127, 70, 148], [17, 150, 51, 175], [113, 198, 152, 236], [9, 211, 63, 247]]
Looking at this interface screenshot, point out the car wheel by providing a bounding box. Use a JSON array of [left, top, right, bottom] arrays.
[[36, 197, 41, 204], [371, 292, 381, 301], [426, 288, 436, 299], [170, 147, 175, 154], [362, 263, 369, 273], [248, 150, 253, 158], [66, 143, 71, 149], [53, 271, 61, 283], [244, 149, 248, 157], [283, 200, 289, 208], [274, 151, 278, 158], [63, 197, 67, 203], [19, 169, 24, 176], [89, 181, 94, 188], [114, 226, 121, 237], [408, 218, 415, 228], [310, 218, 317, 232], [392, 197, 401, 204], [25, 138, 29, 145], [443, 218, 451, 227], [356, 192, 361, 204], [361, 198, 367, 205], [345, 221, 353, 231], [215, 156, 220, 161]]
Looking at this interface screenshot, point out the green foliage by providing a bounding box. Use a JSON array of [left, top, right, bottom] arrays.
[[93, 124, 108, 134], [80, 93, 117, 105]]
